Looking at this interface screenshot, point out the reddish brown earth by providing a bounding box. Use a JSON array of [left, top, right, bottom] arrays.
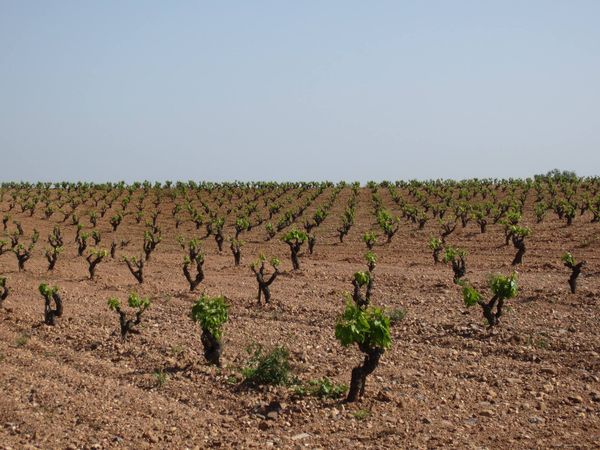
[[1, 186, 599, 449]]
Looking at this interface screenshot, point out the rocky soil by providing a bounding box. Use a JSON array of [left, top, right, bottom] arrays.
[[1, 187, 599, 449]]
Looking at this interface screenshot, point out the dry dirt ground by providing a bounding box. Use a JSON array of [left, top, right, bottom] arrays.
[[0, 187, 599, 449]]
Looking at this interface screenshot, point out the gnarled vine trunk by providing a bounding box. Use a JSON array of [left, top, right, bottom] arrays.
[[346, 346, 384, 402]]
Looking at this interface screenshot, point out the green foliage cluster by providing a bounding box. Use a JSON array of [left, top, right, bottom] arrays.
[[335, 301, 391, 350], [282, 227, 307, 244], [428, 237, 443, 250], [190, 294, 229, 340], [460, 272, 518, 307], [108, 292, 151, 312], [443, 246, 465, 263], [39, 283, 58, 298], [242, 344, 291, 386], [294, 377, 348, 399], [561, 251, 575, 266], [362, 231, 377, 248]]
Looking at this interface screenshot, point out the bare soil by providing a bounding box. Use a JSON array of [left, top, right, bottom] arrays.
[[1, 187, 599, 449]]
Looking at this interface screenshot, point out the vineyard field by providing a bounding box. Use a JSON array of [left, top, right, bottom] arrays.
[[0, 179, 599, 448]]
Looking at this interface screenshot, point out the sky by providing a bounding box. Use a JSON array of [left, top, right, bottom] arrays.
[[1, 1, 599, 183]]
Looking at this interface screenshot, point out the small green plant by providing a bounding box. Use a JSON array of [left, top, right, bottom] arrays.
[[89, 211, 98, 227], [351, 271, 372, 308], [335, 301, 391, 402], [110, 212, 123, 232], [535, 202, 547, 223], [45, 246, 63, 271], [242, 344, 291, 386], [123, 255, 144, 284], [229, 238, 243, 266], [235, 216, 250, 238], [178, 237, 205, 290], [143, 229, 161, 261], [86, 248, 108, 279], [474, 209, 488, 233], [39, 283, 63, 326], [443, 246, 466, 283], [460, 272, 518, 327], [212, 217, 225, 252], [428, 237, 443, 264], [313, 207, 328, 226], [282, 228, 307, 270], [363, 231, 377, 250], [15, 333, 29, 347], [364, 251, 377, 272], [510, 226, 530, 265], [294, 377, 348, 399], [562, 252, 586, 294], [91, 229, 101, 246], [191, 294, 229, 366], [153, 369, 169, 388], [251, 256, 280, 304], [440, 219, 457, 243], [377, 210, 398, 243], [527, 334, 550, 349], [388, 307, 406, 325], [265, 222, 276, 241], [183, 254, 205, 291], [353, 409, 371, 421], [338, 207, 355, 242], [107, 292, 151, 339], [48, 225, 63, 248], [13, 231, 38, 271], [76, 231, 89, 256]]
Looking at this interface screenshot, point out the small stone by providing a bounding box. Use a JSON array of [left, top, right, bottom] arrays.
[[266, 411, 278, 420], [540, 367, 557, 376], [568, 395, 583, 404], [440, 420, 454, 428], [536, 401, 546, 411], [258, 421, 270, 431], [376, 391, 392, 402], [291, 433, 310, 441], [529, 416, 545, 424], [590, 391, 600, 402], [542, 384, 554, 393], [143, 432, 159, 444], [479, 409, 494, 417]]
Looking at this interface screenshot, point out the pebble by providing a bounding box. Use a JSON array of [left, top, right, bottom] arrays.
[[143, 432, 159, 444], [567, 395, 583, 404], [536, 401, 546, 411], [291, 433, 310, 441]]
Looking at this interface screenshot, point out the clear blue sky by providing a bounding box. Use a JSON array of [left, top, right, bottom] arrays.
[[1, 1, 599, 182]]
